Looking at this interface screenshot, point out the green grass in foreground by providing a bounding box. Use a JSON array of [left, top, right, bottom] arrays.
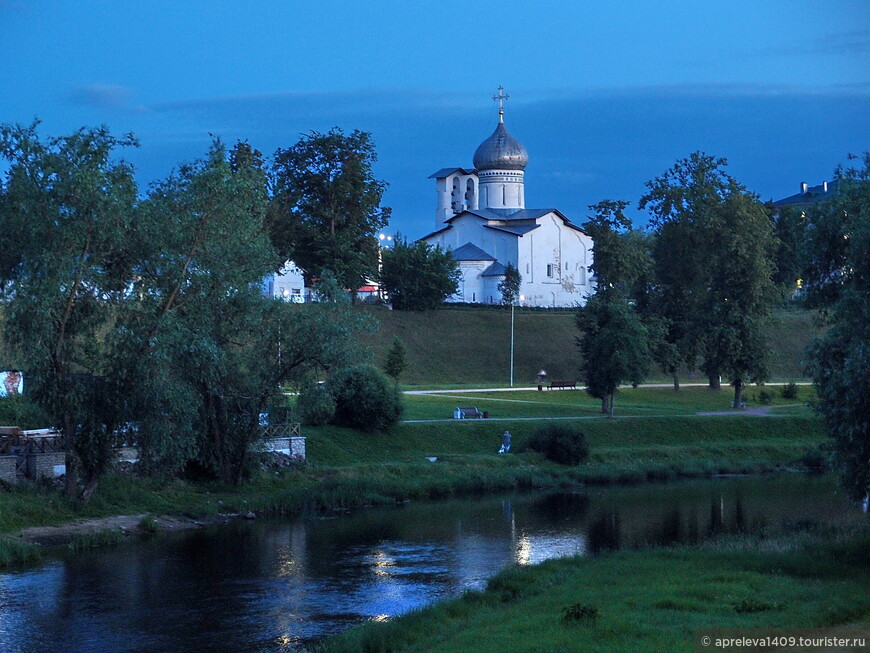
[[315, 523, 870, 653]]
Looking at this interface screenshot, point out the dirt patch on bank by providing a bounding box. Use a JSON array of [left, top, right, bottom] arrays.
[[18, 513, 244, 548]]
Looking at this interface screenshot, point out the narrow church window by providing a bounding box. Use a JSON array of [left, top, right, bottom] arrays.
[[452, 177, 462, 212], [546, 264, 553, 278]]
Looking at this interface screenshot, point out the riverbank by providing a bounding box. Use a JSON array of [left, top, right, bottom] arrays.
[[314, 521, 870, 653], [0, 386, 829, 565], [0, 418, 826, 565]]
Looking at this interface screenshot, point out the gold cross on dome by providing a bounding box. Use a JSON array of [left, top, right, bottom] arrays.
[[492, 86, 509, 120]]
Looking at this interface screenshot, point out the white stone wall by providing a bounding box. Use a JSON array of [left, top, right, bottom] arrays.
[[516, 214, 593, 307], [264, 261, 306, 302], [423, 211, 593, 308]]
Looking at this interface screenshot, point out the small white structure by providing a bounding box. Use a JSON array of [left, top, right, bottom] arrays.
[[263, 261, 306, 303], [421, 88, 594, 308]]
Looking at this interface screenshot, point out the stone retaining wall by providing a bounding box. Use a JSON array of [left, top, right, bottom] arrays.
[[27, 451, 65, 479], [263, 436, 306, 460], [290, 436, 306, 460], [0, 455, 18, 483]]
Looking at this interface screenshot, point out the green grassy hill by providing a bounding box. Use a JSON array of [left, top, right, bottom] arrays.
[[361, 305, 822, 386]]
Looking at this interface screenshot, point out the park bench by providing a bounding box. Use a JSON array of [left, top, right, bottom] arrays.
[[547, 380, 577, 390], [457, 406, 483, 419]]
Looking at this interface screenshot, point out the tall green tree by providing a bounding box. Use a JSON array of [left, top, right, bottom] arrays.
[[498, 263, 522, 305], [379, 236, 460, 310], [576, 200, 651, 416], [640, 152, 776, 399], [804, 154, 870, 503], [0, 122, 138, 499], [576, 295, 650, 417], [270, 128, 391, 298], [702, 191, 778, 408]]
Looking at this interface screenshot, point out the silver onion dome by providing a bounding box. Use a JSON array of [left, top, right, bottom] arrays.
[[472, 121, 528, 171]]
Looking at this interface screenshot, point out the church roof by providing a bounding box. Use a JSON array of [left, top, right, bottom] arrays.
[[449, 242, 496, 261], [484, 223, 540, 236], [481, 261, 508, 277], [472, 121, 528, 171], [429, 167, 476, 179], [433, 207, 589, 238], [468, 208, 555, 221]]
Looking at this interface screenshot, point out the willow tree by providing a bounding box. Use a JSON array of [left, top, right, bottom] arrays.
[[0, 122, 138, 499], [123, 141, 368, 483]]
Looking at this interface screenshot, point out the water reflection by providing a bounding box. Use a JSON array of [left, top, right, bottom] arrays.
[[0, 474, 860, 652]]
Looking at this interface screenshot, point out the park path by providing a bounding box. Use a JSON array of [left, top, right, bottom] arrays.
[[401, 384, 808, 423]]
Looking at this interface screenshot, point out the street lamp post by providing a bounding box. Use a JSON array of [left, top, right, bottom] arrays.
[[510, 301, 514, 387], [377, 233, 392, 301], [510, 295, 524, 388]]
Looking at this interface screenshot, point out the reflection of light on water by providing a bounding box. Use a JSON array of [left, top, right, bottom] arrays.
[[514, 532, 587, 565], [274, 632, 301, 648], [370, 614, 391, 622], [371, 550, 396, 577], [516, 535, 532, 565], [276, 547, 296, 578]]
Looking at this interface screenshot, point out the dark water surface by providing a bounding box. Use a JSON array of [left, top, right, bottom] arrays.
[[0, 474, 860, 652]]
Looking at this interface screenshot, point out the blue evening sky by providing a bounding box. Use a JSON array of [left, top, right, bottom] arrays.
[[2, 0, 867, 237]]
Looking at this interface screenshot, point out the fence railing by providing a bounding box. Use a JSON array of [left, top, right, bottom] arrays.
[[259, 423, 300, 439]]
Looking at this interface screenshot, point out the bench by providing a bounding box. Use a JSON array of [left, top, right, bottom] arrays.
[[547, 380, 577, 390], [457, 406, 483, 419]]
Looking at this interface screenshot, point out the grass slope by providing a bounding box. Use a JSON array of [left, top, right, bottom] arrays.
[[362, 305, 822, 386]]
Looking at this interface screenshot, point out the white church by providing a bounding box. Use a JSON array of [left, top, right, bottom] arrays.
[[420, 88, 595, 307]]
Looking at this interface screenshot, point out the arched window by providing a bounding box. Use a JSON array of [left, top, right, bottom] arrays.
[[465, 178, 475, 206], [451, 177, 462, 213]]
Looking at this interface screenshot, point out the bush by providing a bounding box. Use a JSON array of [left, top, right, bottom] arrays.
[[758, 389, 774, 405], [781, 382, 799, 399], [0, 396, 51, 429], [296, 381, 336, 426], [327, 364, 402, 432], [521, 424, 589, 465], [799, 445, 828, 472], [562, 602, 600, 623]]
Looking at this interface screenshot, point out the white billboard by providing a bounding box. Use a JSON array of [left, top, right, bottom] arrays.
[[0, 371, 23, 397]]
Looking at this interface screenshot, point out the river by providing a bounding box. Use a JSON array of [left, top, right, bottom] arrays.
[[0, 473, 860, 652]]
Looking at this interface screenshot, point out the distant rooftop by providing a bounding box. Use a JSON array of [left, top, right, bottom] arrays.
[[773, 180, 839, 208]]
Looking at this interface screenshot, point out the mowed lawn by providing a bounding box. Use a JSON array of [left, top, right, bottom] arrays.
[[304, 385, 824, 475], [400, 384, 815, 421]]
